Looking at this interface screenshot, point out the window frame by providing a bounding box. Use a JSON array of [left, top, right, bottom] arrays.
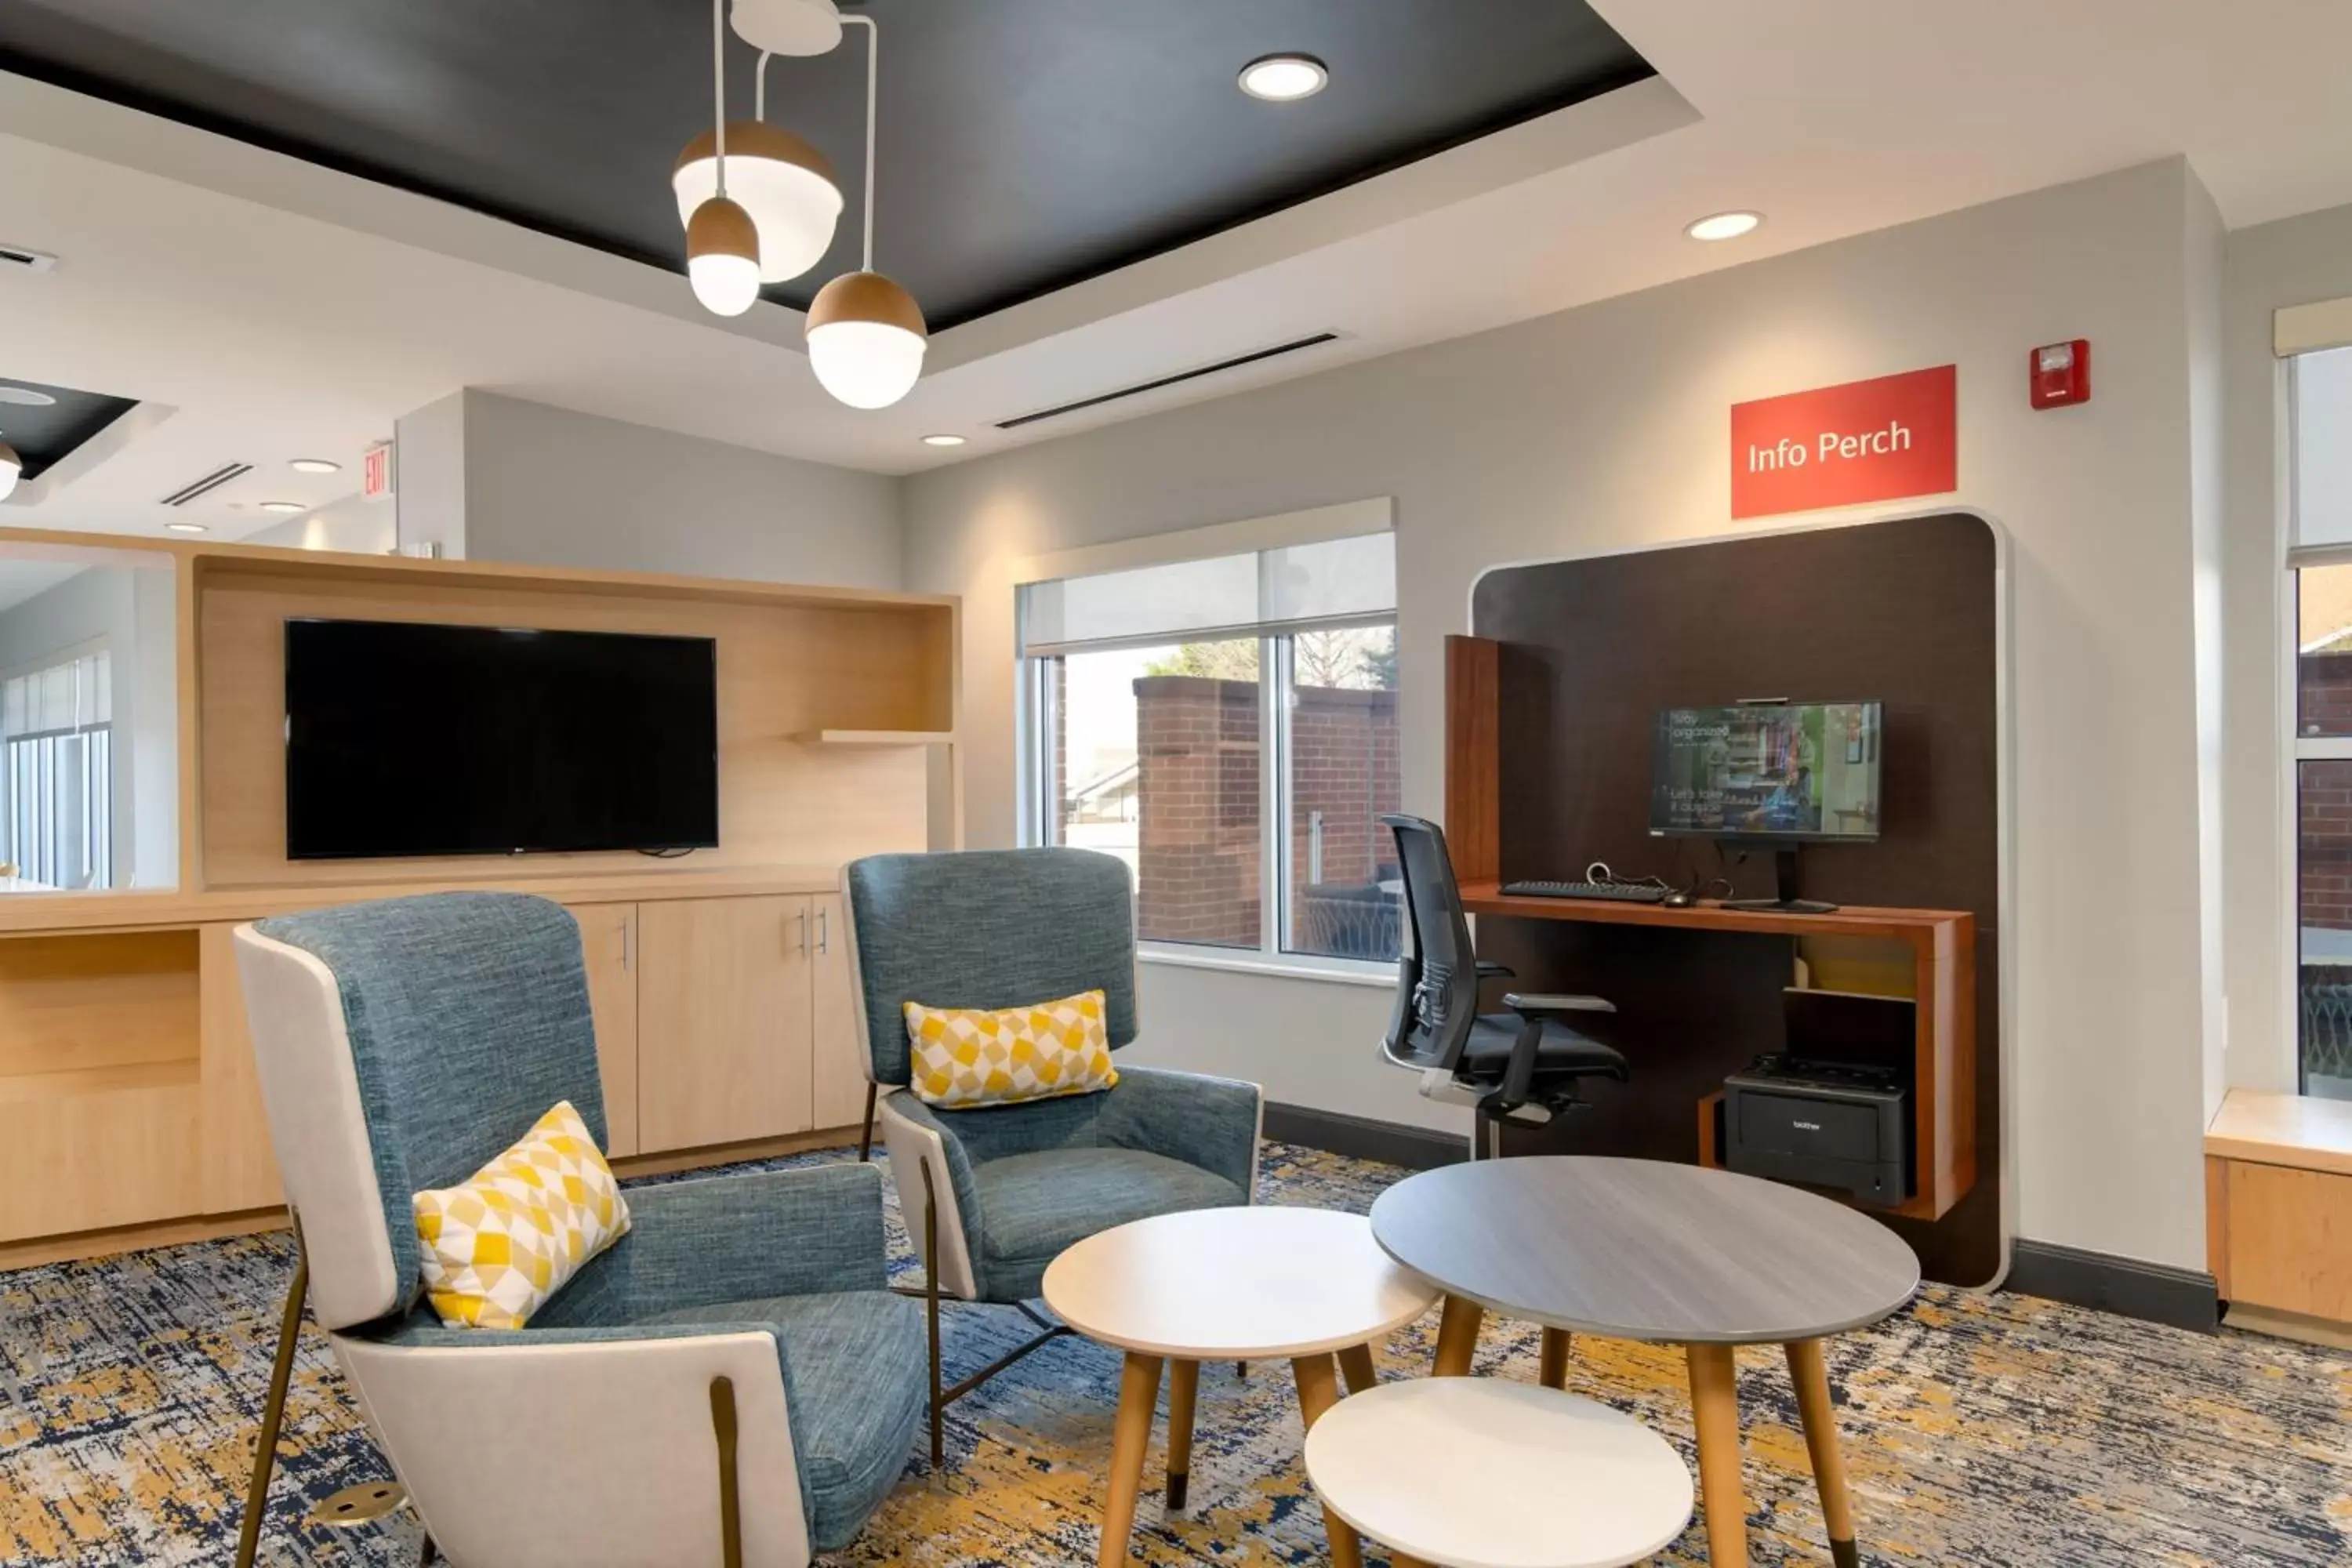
[[0, 639, 116, 892], [1021, 615, 1400, 984]]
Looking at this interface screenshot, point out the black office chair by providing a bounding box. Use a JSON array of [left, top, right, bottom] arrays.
[[1380, 814, 1628, 1160]]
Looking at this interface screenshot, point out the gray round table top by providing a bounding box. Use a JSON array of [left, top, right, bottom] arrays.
[[1369, 1156, 1920, 1345]]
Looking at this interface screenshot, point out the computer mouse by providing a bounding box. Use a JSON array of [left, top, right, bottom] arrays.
[[1662, 889, 1696, 908]]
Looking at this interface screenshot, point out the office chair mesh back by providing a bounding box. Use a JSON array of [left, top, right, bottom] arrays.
[[1381, 815, 1480, 1075]]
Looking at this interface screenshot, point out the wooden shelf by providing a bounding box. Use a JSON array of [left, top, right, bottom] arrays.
[[2206, 1088, 2352, 1177], [793, 728, 955, 746]]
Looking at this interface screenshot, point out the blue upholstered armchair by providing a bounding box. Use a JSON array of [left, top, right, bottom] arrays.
[[233, 892, 924, 1568], [842, 848, 1263, 1464]]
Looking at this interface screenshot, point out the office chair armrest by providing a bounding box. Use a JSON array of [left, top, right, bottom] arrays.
[[1501, 992, 1616, 1015], [1475, 960, 1515, 981]]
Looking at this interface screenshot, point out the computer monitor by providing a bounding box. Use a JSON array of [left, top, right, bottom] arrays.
[[1650, 701, 1882, 910]]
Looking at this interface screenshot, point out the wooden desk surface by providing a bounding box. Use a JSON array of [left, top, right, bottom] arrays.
[[1459, 881, 1972, 943]]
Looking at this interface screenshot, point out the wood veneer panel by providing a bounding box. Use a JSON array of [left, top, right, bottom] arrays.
[[196, 573, 936, 888], [2223, 1161, 2352, 1320], [1444, 636, 1501, 882], [0, 930, 200, 1078], [198, 923, 282, 1214]]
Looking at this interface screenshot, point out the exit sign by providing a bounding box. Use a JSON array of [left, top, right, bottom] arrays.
[[1730, 365, 1956, 520], [361, 441, 395, 501]]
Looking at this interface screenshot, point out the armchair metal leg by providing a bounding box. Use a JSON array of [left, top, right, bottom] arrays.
[[858, 1082, 878, 1162], [921, 1160, 946, 1468], [710, 1377, 743, 1568], [233, 1246, 310, 1568], [891, 1158, 1073, 1470]]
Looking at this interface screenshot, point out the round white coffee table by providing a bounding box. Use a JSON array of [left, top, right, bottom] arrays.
[[1305, 1378, 1695, 1568], [1043, 1205, 1440, 1568]]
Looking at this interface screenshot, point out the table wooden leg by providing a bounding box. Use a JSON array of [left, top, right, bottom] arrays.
[[1432, 1294, 1483, 1377], [1291, 1353, 1365, 1568], [1338, 1341, 1379, 1396], [1685, 1343, 1748, 1568], [1098, 1352, 1163, 1568], [1538, 1327, 1571, 1390], [1164, 1358, 1200, 1513], [1786, 1339, 1858, 1568]]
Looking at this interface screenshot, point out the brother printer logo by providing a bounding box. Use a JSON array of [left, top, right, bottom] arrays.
[[1791, 1120, 1822, 1132]]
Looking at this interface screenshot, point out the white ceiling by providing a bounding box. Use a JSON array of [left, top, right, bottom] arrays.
[[2, 0, 2350, 542]]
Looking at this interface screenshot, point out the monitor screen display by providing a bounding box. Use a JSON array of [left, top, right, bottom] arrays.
[[1650, 702, 1882, 841], [284, 619, 720, 860]]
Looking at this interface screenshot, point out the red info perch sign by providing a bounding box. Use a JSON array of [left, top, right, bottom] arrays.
[[1730, 365, 1956, 520]]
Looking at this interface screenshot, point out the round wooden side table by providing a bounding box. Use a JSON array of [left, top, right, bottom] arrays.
[[1370, 1156, 1918, 1568], [1043, 1204, 1441, 1568]]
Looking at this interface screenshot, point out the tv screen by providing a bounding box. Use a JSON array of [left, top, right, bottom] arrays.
[[285, 619, 719, 860], [1649, 701, 1882, 841]]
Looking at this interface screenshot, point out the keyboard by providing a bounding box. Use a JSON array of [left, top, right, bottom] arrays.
[[1499, 880, 1671, 904]]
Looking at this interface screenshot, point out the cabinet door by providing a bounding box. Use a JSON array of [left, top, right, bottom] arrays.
[[571, 903, 641, 1158], [637, 896, 813, 1153], [808, 893, 870, 1133], [200, 923, 283, 1214]]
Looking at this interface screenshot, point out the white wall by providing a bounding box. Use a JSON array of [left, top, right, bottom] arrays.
[[0, 562, 178, 888], [2219, 200, 2352, 1095], [456, 392, 901, 588], [905, 158, 2223, 1272], [245, 488, 396, 554]]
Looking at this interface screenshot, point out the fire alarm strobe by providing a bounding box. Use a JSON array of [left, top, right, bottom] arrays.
[[2031, 339, 2090, 409]]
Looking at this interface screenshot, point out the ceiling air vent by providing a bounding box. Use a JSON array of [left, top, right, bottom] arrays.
[[0, 243, 59, 272], [160, 462, 252, 506], [996, 332, 1341, 430]]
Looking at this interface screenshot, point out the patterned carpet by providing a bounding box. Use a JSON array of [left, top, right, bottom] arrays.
[[4, 1142, 2350, 1566]]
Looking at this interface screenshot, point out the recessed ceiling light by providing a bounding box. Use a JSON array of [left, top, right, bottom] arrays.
[[164, 521, 209, 534], [259, 500, 305, 513], [289, 458, 341, 474], [921, 434, 967, 448], [1685, 211, 1763, 242], [1238, 54, 1328, 102], [0, 386, 56, 407]]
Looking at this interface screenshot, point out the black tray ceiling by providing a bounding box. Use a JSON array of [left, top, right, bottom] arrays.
[[0, 378, 136, 481], [0, 2, 1653, 331]]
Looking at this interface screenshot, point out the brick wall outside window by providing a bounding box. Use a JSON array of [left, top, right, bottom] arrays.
[[1128, 674, 1399, 949], [2301, 652, 2352, 930]]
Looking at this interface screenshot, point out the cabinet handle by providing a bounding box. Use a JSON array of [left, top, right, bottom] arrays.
[[797, 908, 809, 955], [817, 908, 829, 955], [621, 916, 633, 972]]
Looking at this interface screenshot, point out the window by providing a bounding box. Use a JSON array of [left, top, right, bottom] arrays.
[[0, 646, 114, 891], [1021, 531, 1400, 967], [2289, 346, 2352, 1097]]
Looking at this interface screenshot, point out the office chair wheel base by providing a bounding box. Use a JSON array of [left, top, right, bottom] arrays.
[[307, 1481, 408, 1527]]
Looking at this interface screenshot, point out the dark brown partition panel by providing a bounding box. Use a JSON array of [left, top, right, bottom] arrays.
[[1463, 511, 2001, 1285]]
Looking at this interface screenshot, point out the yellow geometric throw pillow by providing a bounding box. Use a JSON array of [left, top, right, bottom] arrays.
[[904, 989, 1119, 1109], [412, 1100, 630, 1329]]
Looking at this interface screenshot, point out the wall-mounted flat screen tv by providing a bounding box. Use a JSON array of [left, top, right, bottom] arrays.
[[285, 619, 720, 860], [1649, 700, 1883, 842]]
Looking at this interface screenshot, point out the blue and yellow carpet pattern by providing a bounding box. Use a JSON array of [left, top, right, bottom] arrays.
[[4, 1143, 2350, 1565]]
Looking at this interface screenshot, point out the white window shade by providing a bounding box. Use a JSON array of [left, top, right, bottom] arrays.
[[2293, 347, 2352, 557], [1021, 531, 1396, 655]]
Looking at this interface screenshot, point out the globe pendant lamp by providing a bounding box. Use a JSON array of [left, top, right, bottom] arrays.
[[805, 14, 926, 409], [0, 441, 19, 502], [685, 0, 764, 317], [673, 122, 841, 284]]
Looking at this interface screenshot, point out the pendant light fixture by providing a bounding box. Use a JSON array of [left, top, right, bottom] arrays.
[[672, 41, 844, 284], [804, 14, 927, 409], [0, 441, 18, 502], [685, 0, 762, 317]]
